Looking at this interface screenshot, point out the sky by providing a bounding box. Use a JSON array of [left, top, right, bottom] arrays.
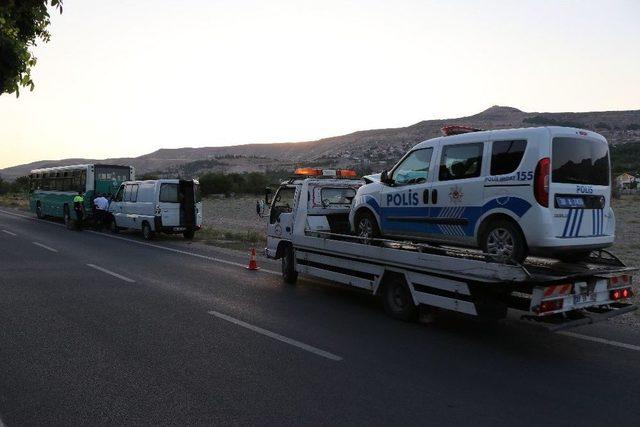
[[1, 0, 639, 169]]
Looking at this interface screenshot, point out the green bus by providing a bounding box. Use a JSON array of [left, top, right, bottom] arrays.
[[29, 164, 135, 224]]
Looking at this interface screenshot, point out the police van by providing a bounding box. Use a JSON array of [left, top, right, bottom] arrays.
[[349, 126, 614, 263], [108, 179, 202, 240]]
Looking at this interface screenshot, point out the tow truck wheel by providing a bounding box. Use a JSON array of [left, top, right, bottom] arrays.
[[480, 219, 527, 264], [355, 211, 380, 244], [282, 245, 298, 285], [382, 275, 418, 321]]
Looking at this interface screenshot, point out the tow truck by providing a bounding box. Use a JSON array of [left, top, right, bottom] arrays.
[[264, 168, 637, 331]]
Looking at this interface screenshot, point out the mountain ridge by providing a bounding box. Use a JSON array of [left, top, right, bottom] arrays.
[[2, 105, 639, 180]]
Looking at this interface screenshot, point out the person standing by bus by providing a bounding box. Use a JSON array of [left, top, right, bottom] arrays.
[[73, 191, 85, 230], [93, 193, 109, 231]]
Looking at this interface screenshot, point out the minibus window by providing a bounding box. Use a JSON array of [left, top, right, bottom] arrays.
[[490, 140, 527, 175], [552, 137, 609, 186], [128, 184, 139, 202], [159, 183, 179, 203], [439, 143, 483, 181]]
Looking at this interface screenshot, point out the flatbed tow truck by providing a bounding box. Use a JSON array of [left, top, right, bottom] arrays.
[[265, 171, 637, 332]]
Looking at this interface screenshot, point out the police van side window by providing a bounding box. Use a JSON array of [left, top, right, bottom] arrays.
[[490, 140, 527, 175], [391, 148, 433, 185], [438, 143, 484, 181], [128, 184, 139, 202]]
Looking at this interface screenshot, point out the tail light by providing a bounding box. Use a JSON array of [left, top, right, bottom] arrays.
[[610, 288, 633, 300], [534, 157, 550, 207]]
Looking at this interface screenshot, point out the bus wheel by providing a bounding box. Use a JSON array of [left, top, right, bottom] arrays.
[[281, 245, 298, 285], [63, 206, 74, 230], [382, 275, 418, 321], [36, 202, 44, 219], [142, 222, 154, 240], [183, 229, 195, 240]]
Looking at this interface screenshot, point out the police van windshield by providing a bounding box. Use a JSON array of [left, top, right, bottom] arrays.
[[552, 137, 609, 186]]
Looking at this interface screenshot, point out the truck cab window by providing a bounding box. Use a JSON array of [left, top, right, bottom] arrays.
[[270, 186, 295, 224]]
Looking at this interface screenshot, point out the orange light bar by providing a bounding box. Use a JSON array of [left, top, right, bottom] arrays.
[[294, 168, 322, 176], [337, 169, 357, 178]]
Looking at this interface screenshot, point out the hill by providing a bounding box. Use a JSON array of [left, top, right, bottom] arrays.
[[2, 105, 639, 180]]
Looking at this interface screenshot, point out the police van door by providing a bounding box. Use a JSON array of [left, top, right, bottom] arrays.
[[380, 147, 434, 239], [428, 141, 486, 243], [267, 186, 297, 252]]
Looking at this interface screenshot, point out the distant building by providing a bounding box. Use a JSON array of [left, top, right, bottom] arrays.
[[616, 172, 637, 189]]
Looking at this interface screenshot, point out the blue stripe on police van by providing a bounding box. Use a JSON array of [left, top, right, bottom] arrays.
[[562, 209, 573, 237], [569, 209, 579, 237], [574, 209, 584, 237]]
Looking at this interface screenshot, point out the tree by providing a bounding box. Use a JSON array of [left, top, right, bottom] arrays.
[[0, 0, 63, 96]]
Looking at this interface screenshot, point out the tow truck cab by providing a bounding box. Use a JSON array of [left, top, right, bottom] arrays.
[[266, 169, 363, 259]]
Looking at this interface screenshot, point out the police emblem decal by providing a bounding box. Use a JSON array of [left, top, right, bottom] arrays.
[[449, 185, 464, 204]]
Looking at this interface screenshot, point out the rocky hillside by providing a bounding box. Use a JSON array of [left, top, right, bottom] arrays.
[[2, 106, 639, 180]]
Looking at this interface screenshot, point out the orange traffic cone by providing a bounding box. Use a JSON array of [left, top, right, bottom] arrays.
[[246, 247, 260, 270]]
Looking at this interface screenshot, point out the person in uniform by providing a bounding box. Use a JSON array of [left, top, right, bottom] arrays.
[[73, 191, 85, 230]]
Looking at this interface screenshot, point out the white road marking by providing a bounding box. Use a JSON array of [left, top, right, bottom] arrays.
[[86, 263, 136, 283], [86, 230, 281, 275], [0, 209, 280, 275], [32, 242, 58, 253], [208, 310, 343, 361], [1, 229, 17, 236], [558, 331, 640, 352]]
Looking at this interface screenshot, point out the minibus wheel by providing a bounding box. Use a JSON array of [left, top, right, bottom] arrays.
[[142, 222, 154, 240], [480, 219, 527, 264], [381, 275, 418, 321], [63, 206, 73, 230], [36, 202, 44, 219], [183, 230, 195, 240]]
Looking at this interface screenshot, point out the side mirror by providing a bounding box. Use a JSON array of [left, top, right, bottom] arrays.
[[380, 170, 391, 185], [264, 187, 273, 206]]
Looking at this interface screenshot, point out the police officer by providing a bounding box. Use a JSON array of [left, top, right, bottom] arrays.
[[73, 191, 85, 230]]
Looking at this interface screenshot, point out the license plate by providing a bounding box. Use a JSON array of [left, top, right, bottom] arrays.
[[573, 293, 596, 305], [174, 227, 186, 231]]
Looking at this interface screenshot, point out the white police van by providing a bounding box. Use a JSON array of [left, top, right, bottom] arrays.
[[349, 126, 614, 263], [108, 179, 202, 240]]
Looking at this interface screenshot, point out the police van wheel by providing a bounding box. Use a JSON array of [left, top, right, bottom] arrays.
[[109, 218, 120, 234], [36, 202, 44, 219], [281, 245, 298, 285], [382, 275, 418, 322], [355, 211, 380, 244], [481, 219, 527, 264], [142, 222, 154, 240]]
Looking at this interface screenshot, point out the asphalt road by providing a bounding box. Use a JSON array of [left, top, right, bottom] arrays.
[[1, 208, 640, 426]]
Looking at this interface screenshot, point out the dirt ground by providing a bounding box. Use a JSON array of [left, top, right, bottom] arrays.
[[201, 196, 268, 234]]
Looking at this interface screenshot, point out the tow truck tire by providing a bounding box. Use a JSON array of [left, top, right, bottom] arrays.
[[382, 275, 418, 322], [282, 245, 298, 285], [480, 219, 528, 264], [142, 222, 154, 240], [355, 210, 381, 244]]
